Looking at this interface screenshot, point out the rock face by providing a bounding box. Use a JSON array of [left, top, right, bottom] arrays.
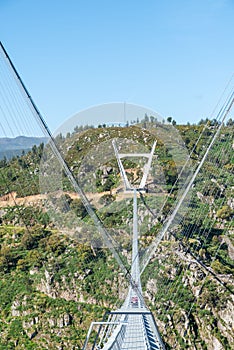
[[57, 314, 72, 328], [11, 299, 21, 317], [143, 241, 234, 350], [10, 294, 74, 346]]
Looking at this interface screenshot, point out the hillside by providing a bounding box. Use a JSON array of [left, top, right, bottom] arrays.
[[0, 122, 233, 349], [0, 136, 48, 160]]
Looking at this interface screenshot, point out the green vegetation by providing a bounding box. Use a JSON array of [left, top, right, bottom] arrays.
[[0, 143, 44, 197], [0, 223, 122, 348], [0, 121, 233, 348]]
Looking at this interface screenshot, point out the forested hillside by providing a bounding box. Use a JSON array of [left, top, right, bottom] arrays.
[[0, 121, 233, 349]]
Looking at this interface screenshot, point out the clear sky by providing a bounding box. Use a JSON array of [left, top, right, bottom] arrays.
[[0, 0, 233, 132]]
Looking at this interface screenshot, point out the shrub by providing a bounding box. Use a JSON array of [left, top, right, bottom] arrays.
[[216, 205, 233, 220]]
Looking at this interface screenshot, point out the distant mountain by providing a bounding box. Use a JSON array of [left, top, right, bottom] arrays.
[[0, 135, 48, 159]]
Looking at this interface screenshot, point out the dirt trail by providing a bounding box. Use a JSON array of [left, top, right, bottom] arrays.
[[0, 191, 115, 208], [0, 187, 164, 209], [0, 192, 48, 207]]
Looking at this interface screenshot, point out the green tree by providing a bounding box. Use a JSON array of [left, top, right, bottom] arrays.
[[32, 144, 37, 155], [70, 198, 87, 218], [103, 176, 115, 192], [0, 156, 7, 168], [167, 116, 172, 123], [226, 118, 234, 126], [0, 245, 15, 272]]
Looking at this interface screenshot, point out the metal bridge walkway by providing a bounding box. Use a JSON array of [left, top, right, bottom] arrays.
[[120, 314, 149, 349]]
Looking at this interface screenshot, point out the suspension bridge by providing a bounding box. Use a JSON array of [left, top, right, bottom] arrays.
[[0, 41, 233, 349]]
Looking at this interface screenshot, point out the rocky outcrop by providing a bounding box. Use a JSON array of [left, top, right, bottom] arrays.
[[144, 242, 234, 349]]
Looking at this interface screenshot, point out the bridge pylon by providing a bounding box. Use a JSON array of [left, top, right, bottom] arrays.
[[83, 140, 165, 350]]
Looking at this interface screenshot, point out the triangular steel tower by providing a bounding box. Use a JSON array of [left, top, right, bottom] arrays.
[[83, 140, 165, 349]]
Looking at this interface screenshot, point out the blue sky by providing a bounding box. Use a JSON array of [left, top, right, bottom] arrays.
[[0, 0, 233, 131]]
